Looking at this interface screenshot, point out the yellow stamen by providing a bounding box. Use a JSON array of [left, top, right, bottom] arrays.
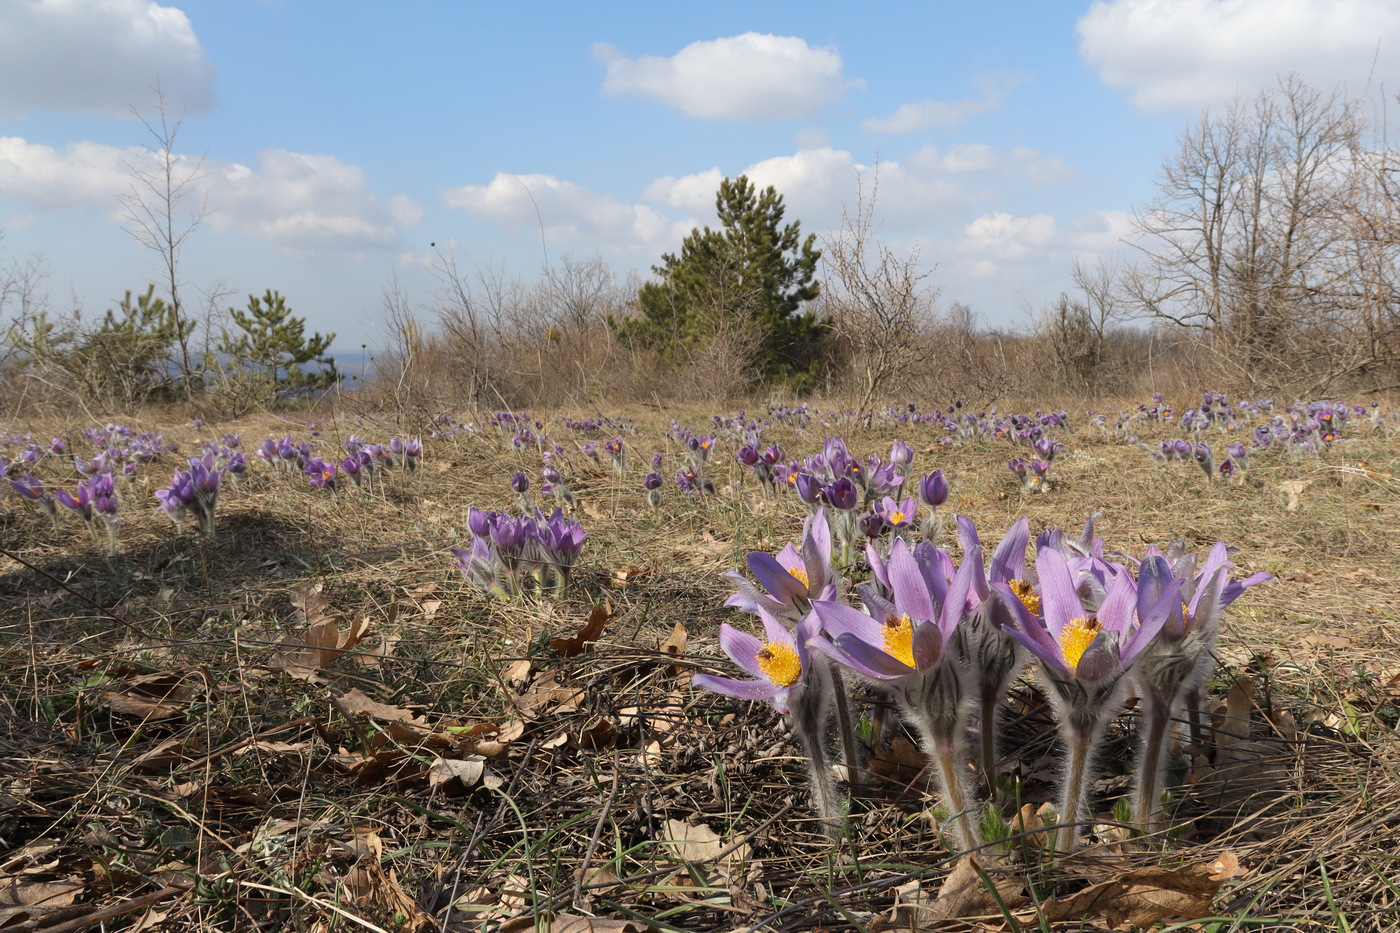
[[889, 510, 907, 525], [882, 613, 916, 668], [1058, 617, 1102, 671], [756, 642, 802, 686], [1009, 578, 1042, 616], [788, 565, 810, 589]]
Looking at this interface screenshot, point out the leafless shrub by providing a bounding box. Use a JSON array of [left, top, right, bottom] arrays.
[[1123, 74, 1400, 395], [821, 168, 941, 410]]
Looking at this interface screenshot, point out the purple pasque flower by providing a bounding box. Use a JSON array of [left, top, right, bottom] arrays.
[[889, 439, 914, 470], [342, 452, 369, 487], [536, 508, 588, 591], [949, 516, 1031, 787], [793, 472, 824, 507], [696, 609, 822, 714], [53, 481, 96, 524], [860, 455, 903, 501], [998, 545, 1171, 850], [154, 471, 197, 528], [919, 470, 949, 508], [694, 609, 843, 834], [858, 512, 887, 540], [643, 471, 663, 508], [810, 537, 983, 849], [304, 457, 338, 490], [604, 435, 627, 472], [1193, 442, 1215, 478], [725, 510, 836, 620], [822, 477, 858, 511], [876, 494, 917, 530], [10, 472, 57, 520], [511, 471, 530, 494], [452, 537, 505, 597]]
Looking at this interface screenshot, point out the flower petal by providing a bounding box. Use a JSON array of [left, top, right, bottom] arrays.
[[747, 550, 808, 607], [717, 623, 767, 680], [693, 673, 780, 702], [888, 539, 936, 622], [989, 516, 1029, 585], [1033, 545, 1081, 637]]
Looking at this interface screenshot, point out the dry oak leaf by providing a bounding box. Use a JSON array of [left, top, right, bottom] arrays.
[[549, 601, 613, 657], [1033, 864, 1224, 930], [270, 613, 372, 679], [98, 672, 195, 720], [888, 854, 1028, 927]]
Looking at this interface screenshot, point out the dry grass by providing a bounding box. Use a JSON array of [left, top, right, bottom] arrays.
[[1, 395, 1398, 931]]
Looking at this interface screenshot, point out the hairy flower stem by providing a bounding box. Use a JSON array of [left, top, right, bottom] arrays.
[[979, 695, 1001, 802], [933, 746, 980, 853], [1132, 701, 1173, 837], [826, 662, 862, 786], [798, 726, 842, 840], [1184, 686, 1204, 749], [1058, 735, 1093, 853]]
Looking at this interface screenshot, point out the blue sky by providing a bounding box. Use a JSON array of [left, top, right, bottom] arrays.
[[2, 0, 1397, 352]]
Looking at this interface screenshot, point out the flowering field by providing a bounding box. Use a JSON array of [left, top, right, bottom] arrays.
[[2, 394, 1399, 932]]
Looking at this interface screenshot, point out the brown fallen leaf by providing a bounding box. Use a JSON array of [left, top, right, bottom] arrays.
[[549, 601, 613, 657], [270, 610, 372, 679], [659, 819, 750, 876], [892, 854, 1027, 926], [1214, 675, 1255, 763], [427, 755, 495, 792], [98, 672, 195, 720], [513, 670, 584, 715], [504, 658, 533, 688], [1035, 863, 1224, 929], [660, 621, 687, 673], [333, 688, 429, 731]]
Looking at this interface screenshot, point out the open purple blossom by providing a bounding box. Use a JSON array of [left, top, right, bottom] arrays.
[[810, 537, 983, 850], [725, 510, 836, 620], [1130, 540, 1271, 831], [694, 610, 842, 835], [10, 473, 58, 524], [876, 495, 917, 536], [998, 545, 1172, 850], [305, 457, 338, 490]]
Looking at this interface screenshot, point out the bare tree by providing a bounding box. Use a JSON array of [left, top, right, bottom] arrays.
[[822, 167, 940, 409], [1039, 257, 1134, 394], [117, 80, 209, 390], [1121, 74, 1395, 392]]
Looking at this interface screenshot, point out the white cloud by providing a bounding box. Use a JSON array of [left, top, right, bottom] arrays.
[[959, 212, 1056, 260], [1078, 0, 1400, 111], [0, 0, 217, 118], [1063, 209, 1136, 254], [593, 33, 853, 121], [862, 75, 1021, 133], [1010, 147, 1077, 186], [212, 150, 421, 251], [442, 172, 688, 247], [0, 137, 419, 251], [644, 168, 725, 213]]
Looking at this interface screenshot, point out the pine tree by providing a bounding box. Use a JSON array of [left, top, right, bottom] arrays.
[[617, 175, 826, 387], [220, 289, 338, 403]]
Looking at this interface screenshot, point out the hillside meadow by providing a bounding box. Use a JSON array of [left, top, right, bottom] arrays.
[[1, 392, 1398, 932]]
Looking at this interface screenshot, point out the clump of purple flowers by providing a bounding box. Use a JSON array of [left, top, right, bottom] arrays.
[[155, 454, 224, 537], [453, 507, 588, 599]]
